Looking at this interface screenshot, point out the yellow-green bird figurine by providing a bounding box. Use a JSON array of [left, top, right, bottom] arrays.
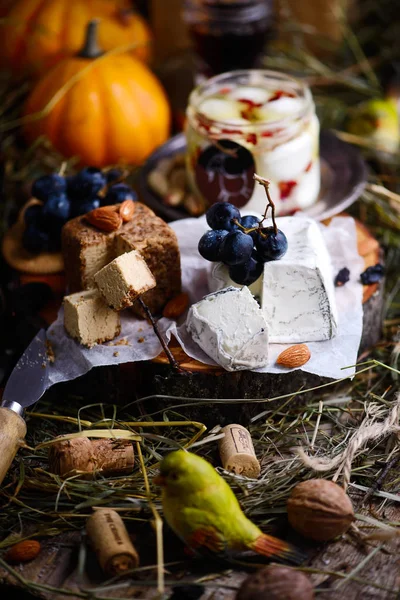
[[154, 450, 301, 563]]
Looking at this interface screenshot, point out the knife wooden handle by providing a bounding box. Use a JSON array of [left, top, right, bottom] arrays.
[[0, 407, 27, 485]]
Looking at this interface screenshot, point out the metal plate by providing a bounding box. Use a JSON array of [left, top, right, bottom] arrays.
[[139, 130, 368, 222]]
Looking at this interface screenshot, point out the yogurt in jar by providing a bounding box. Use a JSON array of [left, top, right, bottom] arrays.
[[185, 70, 320, 215]]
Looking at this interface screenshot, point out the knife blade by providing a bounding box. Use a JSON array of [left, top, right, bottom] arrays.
[[0, 329, 48, 485]]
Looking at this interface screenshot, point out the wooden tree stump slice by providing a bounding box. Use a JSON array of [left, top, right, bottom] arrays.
[[145, 218, 383, 423], [4, 217, 381, 425]]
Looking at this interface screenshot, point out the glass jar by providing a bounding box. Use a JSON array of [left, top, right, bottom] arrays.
[[185, 69, 320, 215], [183, 0, 274, 77]]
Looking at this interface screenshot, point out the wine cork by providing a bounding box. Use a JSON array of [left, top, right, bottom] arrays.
[[48, 437, 134, 478], [219, 424, 261, 478], [86, 509, 139, 576]]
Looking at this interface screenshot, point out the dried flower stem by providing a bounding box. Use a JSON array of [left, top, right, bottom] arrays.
[[361, 454, 400, 506], [135, 441, 164, 594]]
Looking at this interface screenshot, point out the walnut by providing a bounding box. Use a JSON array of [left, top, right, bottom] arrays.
[[236, 565, 314, 600], [287, 479, 354, 542]]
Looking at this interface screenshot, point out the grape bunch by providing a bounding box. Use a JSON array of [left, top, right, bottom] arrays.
[[198, 201, 288, 286], [23, 167, 137, 254]]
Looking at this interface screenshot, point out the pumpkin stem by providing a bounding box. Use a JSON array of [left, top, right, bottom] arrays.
[[78, 20, 104, 59]]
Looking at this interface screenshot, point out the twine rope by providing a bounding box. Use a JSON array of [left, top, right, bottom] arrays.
[[295, 394, 400, 491]]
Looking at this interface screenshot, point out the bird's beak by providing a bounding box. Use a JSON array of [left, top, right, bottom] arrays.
[[153, 474, 166, 486]]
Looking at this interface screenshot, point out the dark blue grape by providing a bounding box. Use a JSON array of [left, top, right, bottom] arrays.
[[198, 229, 228, 261], [32, 174, 66, 202], [251, 247, 264, 263], [42, 193, 71, 222], [219, 230, 254, 266], [360, 264, 384, 285], [206, 202, 240, 231], [335, 267, 350, 287], [71, 197, 101, 217], [229, 257, 263, 286], [255, 227, 288, 261], [66, 175, 74, 191], [68, 167, 107, 201], [47, 230, 62, 252], [106, 168, 123, 184], [104, 183, 137, 205], [22, 225, 50, 254], [42, 194, 71, 240], [24, 204, 44, 227], [240, 215, 260, 240]]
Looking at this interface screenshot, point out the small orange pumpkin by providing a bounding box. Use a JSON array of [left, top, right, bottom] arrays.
[[0, 0, 152, 77], [23, 20, 170, 168]]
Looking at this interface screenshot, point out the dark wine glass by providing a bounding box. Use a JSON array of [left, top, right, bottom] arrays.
[[183, 0, 275, 77]]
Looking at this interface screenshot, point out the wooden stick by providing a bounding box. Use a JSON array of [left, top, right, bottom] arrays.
[[137, 298, 185, 374], [361, 455, 400, 506]]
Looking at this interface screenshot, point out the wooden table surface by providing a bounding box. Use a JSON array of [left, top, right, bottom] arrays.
[[0, 220, 394, 598], [1, 501, 399, 598]]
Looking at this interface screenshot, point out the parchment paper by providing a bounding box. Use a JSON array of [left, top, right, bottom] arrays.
[[45, 215, 364, 391]]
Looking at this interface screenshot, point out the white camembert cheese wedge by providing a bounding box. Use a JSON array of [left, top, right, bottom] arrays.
[[208, 216, 338, 343], [186, 286, 269, 371], [262, 217, 338, 342]]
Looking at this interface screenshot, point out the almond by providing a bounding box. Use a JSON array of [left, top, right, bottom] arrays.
[[86, 206, 122, 232], [276, 344, 311, 368], [119, 199, 135, 222], [4, 540, 41, 563], [162, 293, 190, 319]]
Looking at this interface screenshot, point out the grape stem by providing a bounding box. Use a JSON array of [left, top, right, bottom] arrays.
[[98, 167, 130, 198], [58, 162, 67, 176], [254, 174, 278, 235], [232, 218, 249, 232], [232, 175, 278, 236]]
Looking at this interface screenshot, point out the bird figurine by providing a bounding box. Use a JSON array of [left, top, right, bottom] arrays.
[[154, 450, 302, 563]]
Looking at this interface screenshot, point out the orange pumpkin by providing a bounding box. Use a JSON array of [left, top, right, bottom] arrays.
[[23, 20, 171, 168], [0, 0, 152, 77]]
